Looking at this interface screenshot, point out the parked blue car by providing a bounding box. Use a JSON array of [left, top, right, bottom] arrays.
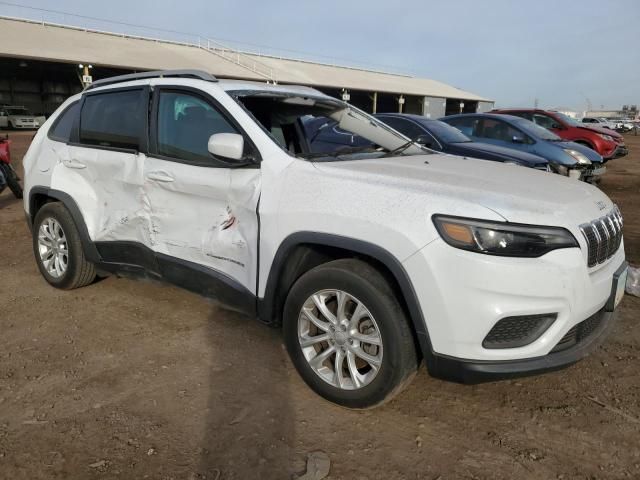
[[374, 113, 549, 171], [441, 113, 605, 182]]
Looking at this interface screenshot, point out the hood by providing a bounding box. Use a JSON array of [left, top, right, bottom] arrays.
[[314, 154, 613, 227], [577, 124, 622, 140], [557, 141, 604, 163], [446, 141, 548, 167]]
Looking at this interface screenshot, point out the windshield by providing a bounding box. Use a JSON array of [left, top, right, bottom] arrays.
[[422, 120, 472, 143], [232, 91, 430, 161], [6, 108, 30, 116], [512, 117, 562, 141], [553, 112, 580, 127]]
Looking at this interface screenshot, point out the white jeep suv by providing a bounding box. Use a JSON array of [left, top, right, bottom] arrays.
[[22, 70, 627, 408]]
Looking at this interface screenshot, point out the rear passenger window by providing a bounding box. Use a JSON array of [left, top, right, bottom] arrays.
[[49, 101, 79, 142], [80, 89, 145, 150]]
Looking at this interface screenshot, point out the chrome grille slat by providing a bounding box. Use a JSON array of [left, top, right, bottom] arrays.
[[579, 207, 624, 267]]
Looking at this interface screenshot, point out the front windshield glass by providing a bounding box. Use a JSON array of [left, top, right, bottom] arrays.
[[232, 91, 430, 161], [422, 120, 472, 143], [512, 117, 562, 141], [7, 108, 30, 116]]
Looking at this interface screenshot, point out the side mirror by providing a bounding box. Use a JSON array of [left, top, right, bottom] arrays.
[[512, 135, 525, 144], [208, 133, 244, 161]]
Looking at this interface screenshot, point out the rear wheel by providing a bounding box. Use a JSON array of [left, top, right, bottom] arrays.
[[283, 259, 418, 409], [32, 202, 96, 289]]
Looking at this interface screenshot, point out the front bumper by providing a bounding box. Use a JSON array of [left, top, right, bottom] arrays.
[[605, 144, 628, 160], [426, 308, 614, 383], [580, 165, 606, 182], [612, 144, 628, 159], [402, 237, 625, 370]]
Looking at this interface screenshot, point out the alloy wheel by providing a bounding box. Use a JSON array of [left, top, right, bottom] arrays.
[[37, 217, 69, 278], [298, 289, 383, 390]]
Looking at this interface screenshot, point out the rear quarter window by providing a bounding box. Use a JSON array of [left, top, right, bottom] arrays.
[[80, 89, 146, 150], [48, 101, 80, 143]]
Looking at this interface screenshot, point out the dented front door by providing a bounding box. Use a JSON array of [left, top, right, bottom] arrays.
[[144, 87, 260, 294], [142, 158, 259, 293]]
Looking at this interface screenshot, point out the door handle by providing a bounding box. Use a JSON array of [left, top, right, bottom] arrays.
[[63, 159, 86, 169], [146, 171, 174, 183]]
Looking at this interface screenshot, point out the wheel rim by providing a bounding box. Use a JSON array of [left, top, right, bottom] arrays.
[[37, 217, 69, 279], [298, 289, 383, 390]]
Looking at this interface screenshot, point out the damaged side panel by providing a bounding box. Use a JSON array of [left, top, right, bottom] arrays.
[[50, 145, 150, 246]]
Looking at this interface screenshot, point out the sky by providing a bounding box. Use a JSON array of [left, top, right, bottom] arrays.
[[2, 0, 639, 110]]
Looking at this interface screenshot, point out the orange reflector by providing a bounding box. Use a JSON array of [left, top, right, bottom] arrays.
[[442, 222, 474, 245]]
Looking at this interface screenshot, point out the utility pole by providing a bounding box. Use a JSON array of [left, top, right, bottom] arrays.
[[78, 64, 93, 88]]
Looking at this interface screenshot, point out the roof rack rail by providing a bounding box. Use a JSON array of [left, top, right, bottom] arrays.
[[85, 69, 218, 90]]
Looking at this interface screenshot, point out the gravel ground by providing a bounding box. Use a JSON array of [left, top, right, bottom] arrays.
[[0, 130, 639, 480]]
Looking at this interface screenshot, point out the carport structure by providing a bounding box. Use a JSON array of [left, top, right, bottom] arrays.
[[0, 16, 493, 117]]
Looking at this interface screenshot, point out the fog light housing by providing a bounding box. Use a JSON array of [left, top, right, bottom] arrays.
[[483, 313, 557, 349]]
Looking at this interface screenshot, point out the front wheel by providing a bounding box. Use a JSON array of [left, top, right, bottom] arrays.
[[283, 259, 418, 409]]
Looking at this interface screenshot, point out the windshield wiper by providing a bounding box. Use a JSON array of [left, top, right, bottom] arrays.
[[379, 140, 419, 158], [301, 145, 378, 159]]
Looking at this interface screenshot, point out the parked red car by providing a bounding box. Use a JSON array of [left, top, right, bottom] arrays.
[[491, 109, 628, 160]]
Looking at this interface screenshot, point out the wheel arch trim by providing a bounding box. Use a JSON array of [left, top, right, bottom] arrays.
[[259, 231, 434, 359], [28, 186, 101, 263]]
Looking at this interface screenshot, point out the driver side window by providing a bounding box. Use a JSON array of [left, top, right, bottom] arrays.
[[532, 114, 558, 129], [478, 119, 531, 144], [156, 90, 240, 164]]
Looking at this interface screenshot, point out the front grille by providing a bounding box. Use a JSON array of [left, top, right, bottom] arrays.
[[483, 314, 557, 349], [550, 311, 604, 353], [579, 206, 623, 267]]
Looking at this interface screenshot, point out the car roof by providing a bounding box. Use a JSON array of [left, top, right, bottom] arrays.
[[374, 112, 439, 123], [83, 76, 334, 104], [444, 112, 525, 123]]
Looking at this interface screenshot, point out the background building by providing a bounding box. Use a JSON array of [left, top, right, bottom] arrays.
[[0, 16, 493, 118]]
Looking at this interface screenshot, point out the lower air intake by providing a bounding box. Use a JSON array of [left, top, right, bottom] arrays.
[[483, 314, 557, 349]]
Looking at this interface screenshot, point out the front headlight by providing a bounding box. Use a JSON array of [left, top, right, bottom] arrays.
[[598, 133, 614, 141], [432, 215, 578, 257], [563, 149, 592, 165]]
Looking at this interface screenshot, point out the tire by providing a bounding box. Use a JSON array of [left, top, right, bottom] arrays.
[[32, 202, 96, 290], [283, 259, 418, 409], [1, 164, 23, 199]]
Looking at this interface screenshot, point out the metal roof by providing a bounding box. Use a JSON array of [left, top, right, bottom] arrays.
[[0, 17, 492, 102]]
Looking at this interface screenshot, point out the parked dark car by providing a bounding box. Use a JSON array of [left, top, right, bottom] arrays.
[[374, 113, 549, 171], [441, 113, 605, 183], [302, 116, 375, 154], [302, 114, 549, 171]]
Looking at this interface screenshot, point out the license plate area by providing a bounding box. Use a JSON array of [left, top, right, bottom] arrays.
[[605, 262, 628, 312]]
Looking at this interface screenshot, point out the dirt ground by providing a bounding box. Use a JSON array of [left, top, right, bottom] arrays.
[[1, 130, 639, 480]]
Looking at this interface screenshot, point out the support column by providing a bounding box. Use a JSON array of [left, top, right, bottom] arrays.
[[371, 91, 378, 114], [398, 94, 405, 113]]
